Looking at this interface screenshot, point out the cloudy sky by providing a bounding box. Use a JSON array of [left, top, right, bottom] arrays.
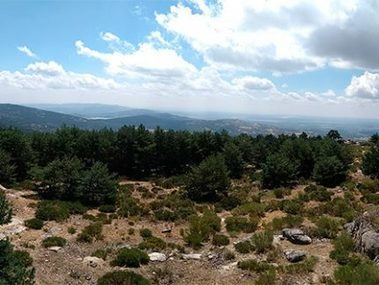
[[1, 0, 379, 118]]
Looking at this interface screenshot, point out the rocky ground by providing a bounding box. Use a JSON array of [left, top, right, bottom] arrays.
[[0, 181, 348, 285]]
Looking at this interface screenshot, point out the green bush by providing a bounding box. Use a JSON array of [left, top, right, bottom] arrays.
[[77, 222, 103, 243], [255, 269, 276, 285], [185, 154, 230, 201], [138, 236, 166, 251], [0, 239, 35, 285], [303, 184, 332, 202], [329, 232, 356, 265], [25, 218, 44, 230], [91, 249, 109, 260], [111, 248, 149, 268], [97, 270, 151, 285], [117, 195, 142, 218], [67, 227, 76, 234], [280, 199, 302, 215], [219, 195, 242, 210], [212, 234, 230, 246], [234, 240, 253, 254], [278, 256, 318, 274], [332, 262, 379, 285], [0, 191, 12, 225], [266, 215, 303, 231], [42, 236, 67, 248], [225, 216, 258, 233], [154, 209, 178, 222], [251, 231, 273, 253], [232, 202, 266, 217], [139, 228, 153, 238], [35, 200, 69, 221], [183, 211, 221, 249], [362, 144, 379, 179], [313, 216, 341, 239], [262, 153, 298, 189], [0, 149, 16, 186], [237, 259, 274, 273]]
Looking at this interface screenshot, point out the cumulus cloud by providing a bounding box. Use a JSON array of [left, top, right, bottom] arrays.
[[233, 76, 276, 91], [17, 46, 37, 58], [0, 61, 119, 90], [75, 33, 197, 80], [346, 72, 379, 99], [156, 0, 378, 73]]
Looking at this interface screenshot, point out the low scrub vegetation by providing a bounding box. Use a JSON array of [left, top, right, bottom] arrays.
[[42, 236, 67, 248], [111, 248, 149, 268], [97, 270, 151, 285]]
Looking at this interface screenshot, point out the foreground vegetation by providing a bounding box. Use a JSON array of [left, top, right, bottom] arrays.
[[1, 126, 379, 284]]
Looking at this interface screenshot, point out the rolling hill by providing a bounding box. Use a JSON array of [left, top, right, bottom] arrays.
[[0, 104, 281, 135]]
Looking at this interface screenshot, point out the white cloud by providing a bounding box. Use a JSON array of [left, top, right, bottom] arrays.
[[17, 46, 37, 58], [346, 72, 379, 99], [0, 61, 119, 90], [233, 76, 276, 91], [156, 0, 379, 73], [75, 34, 197, 80]]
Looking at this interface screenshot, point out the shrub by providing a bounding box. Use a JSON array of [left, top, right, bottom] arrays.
[[0, 239, 35, 285], [329, 232, 356, 265], [117, 195, 142, 218], [225, 216, 259, 234], [42, 236, 67, 248], [332, 261, 379, 285], [183, 211, 221, 249], [139, 228, 153, 238], [280, 199, 302, 215], [278, 256, 318, 274], [362, 144, 379, 178], [0, 149, 16, 186], [219, 195, 242, 210], [77, 222, 103, 243], [111, 248, 149, 268], [255, 269, 276, 285], [313, 216, 341, 239], [234, 240, 253, 254], [91, 249, 109, 260], [251, 231, 273, 253], [67, 227, 76, 234], [303, 184, 332, 202], [65, 201, 88, 214], [212, 234, 230, 246], [0, 191, 12, 225], [97, 270, 151, 285], [237, 259, 274, 273], [232, 202, 266, 217], [25, 218, 44, 230], [154, 209, 178, 222], [35, 200, 69, 222], [185, 154, 230, 201], [138, 236, 166, 251], [267, 215, 303, 232]]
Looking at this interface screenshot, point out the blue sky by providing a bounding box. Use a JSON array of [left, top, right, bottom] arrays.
[[1, 0, 379, 118]]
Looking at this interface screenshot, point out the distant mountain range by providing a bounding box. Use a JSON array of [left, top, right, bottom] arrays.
[[1, 103, 379, 139], [0, 104, 282, 136]]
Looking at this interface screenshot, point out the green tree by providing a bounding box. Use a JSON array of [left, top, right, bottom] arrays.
[[362, 144, 379, 179], [222, 142, 244, 179], [262, 153, 298, 188], [186, 155, 230, 201], [0, 239, 35, 285], [313, 156, 346, 187], [327, 130, 342, 142], [33, 156, 83, 200], [0, 191, 12, 225], [0, 149, 16, 186], [78, 162, 117, 206]]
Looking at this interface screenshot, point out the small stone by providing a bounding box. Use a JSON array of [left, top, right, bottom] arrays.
[[148, 252, 167, 262], [83, 256, 104, 268], [48, 246, 62, 252], [182, 253, 202, 260], [284, 250, 306, 263]]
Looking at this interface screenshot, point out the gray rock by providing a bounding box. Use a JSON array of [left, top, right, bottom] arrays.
[[182, 253, 202, 260], [284, 250, 306, 263], [148, 252, 167, 262], [282, 228, 312, 245], [83, 256, 104, 268]]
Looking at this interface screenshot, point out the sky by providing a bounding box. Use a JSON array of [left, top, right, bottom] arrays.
[[1, 0, 379, 118]]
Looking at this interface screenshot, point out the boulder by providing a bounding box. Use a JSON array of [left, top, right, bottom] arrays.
[[284, 250, 306, 263], [345, 210, 379, 259], [148, 252, 167, 262], [282, 228, 312, 245]]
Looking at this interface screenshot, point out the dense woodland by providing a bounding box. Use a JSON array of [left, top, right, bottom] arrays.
[[1, 126, 379, 285]]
